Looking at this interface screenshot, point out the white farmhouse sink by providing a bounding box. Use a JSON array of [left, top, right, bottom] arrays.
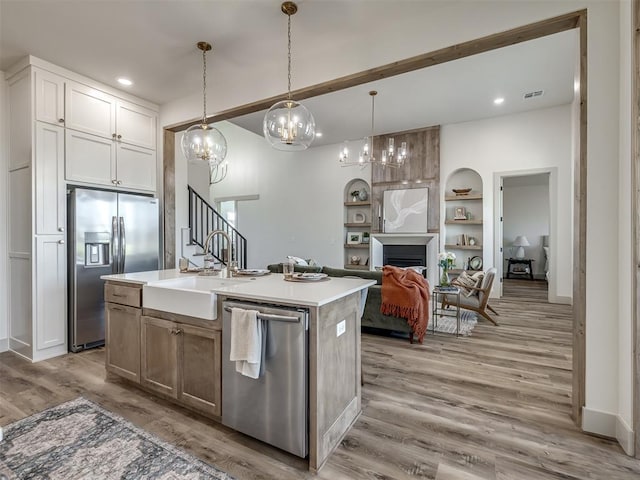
[[143, 276, 245, 320]]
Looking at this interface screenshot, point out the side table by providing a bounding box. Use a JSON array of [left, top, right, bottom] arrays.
[[506, 258, 534, 280], [432, 286, 461, 337]]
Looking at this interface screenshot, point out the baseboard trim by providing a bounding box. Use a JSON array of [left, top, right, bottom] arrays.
[[616, 415, 635, 456], [582, 406, 616, 438], [0, 337, 7, 352], [548, 294, 572, 305]]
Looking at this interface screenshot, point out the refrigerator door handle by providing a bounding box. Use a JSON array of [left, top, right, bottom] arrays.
[[111, 216, 118, 274], [119, 216, 126, 273]]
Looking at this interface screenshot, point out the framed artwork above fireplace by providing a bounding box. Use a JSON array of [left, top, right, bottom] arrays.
[[383, 187, 429, 233]]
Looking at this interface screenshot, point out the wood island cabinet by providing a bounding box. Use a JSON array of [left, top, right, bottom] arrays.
[[106, 303, 141, 383], [141, 316, 178, 397], [140, 315, 222, 417], [102, 275, 373, 473], [105, 278, 223, 419], [179, 324, 222, 416], [105, 282, 142, 382]]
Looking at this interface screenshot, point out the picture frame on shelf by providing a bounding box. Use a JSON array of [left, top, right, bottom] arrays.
[[454, 206, 467, 220], [347, 232, 363, 244], [468, 256, 483, 270]]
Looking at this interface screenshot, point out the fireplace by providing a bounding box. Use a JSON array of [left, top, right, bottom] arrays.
[[370, 233, 439, 288], [383, 245, 427, 275]]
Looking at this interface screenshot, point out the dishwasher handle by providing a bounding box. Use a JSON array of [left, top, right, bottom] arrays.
[[224, 306, 300, 323]]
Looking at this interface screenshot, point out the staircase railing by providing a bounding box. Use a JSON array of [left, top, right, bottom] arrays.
[[188, 185, 247, 269]]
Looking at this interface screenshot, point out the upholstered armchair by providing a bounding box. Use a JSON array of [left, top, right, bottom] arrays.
[[442, 267, 499, 325]]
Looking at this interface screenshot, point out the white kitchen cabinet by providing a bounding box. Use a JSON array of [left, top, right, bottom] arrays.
[[66, 129, 116, 186], [66, 80, 156, 149], [35, 236, 67, 357], [116, 100, 157, 149], [35, 122, 66, 235], [35, 69, 65, 126], [64, 81, 157, 192], [65, 80, 116, 139], [66, 129, 156, 192], [117, 143, 157, 191], [6, 56, 160, 362]]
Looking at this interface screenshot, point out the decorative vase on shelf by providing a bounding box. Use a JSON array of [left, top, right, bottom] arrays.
[[358, 189, 368, 201], [440, 268, 450, 286]]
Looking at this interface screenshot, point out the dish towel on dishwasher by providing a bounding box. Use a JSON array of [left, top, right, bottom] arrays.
[[229, 307, 263, 379]]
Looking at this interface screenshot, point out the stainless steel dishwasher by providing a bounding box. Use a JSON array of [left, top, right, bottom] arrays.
[[222, 300, 309, 458]]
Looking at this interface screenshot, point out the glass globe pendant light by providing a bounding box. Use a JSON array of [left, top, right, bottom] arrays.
[[181, 42, 227, 165], [263, 2, 315, 151]]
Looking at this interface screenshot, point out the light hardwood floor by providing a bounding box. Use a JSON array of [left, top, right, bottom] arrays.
[[1, 288, 639, 479]]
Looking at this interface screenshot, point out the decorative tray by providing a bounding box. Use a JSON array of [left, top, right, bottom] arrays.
[[284, 273, 329, 282], [181, 267, 204, 273], [235, 269, 270, 276]]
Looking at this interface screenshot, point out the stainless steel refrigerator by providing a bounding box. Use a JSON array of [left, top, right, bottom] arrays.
[[68, 187, 160, 352]]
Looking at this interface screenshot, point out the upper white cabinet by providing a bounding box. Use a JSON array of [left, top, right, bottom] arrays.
[[65, 129, 156, 192], [65, 80, 156, 149], [65, 80, 116, 139], [64, 80, 157, 192], [35, 69, 65, 126], [117, 143, 157, 191], [66, 129, 116, 186], [117, 100, 157, 149]]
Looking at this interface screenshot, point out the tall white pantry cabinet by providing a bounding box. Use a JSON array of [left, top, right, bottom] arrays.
[[6, 57, 159, 362]]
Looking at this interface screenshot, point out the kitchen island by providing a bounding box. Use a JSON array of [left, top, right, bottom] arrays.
[[101, 269, 375, 472]]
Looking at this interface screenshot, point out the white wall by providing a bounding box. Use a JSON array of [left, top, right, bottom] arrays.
[[0, 72, 7, 351], [161, 0, 631, 447], [441, 105, 573, 301], [616, 0, 634, 455], [581, 0, 624, 439], [176, 120, 371, 269], [503, 176, 550, 279]]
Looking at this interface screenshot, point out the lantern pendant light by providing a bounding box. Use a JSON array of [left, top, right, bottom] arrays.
[[338, 90, 408, 168], [181, 42, 228, 166], [263, 2, 315, 151], [339, 91, 377, 167]]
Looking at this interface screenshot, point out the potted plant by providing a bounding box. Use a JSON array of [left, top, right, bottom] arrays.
[[350, 190, 360, 202]]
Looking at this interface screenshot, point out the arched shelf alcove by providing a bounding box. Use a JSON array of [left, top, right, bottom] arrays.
[[343, 178, 371, 270], [443, 168, 484, 273]]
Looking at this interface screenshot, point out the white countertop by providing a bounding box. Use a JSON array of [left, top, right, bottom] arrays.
[[101, 269, 188, 285], [102, 269, 375, 307]]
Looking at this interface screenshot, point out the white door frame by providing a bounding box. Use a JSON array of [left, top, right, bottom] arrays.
[[493, 167, 558, 303]]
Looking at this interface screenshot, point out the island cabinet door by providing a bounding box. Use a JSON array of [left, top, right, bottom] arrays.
[[105, 303, 141, 383], [141, 316, 178, 398], [178, 324, 221, 417]]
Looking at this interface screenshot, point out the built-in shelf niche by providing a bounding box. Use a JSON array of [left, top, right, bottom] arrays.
[[443, 168, 483, 271]]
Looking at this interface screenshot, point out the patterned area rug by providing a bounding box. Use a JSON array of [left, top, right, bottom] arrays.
[[432, 308, 478, 336], [0, 397, 234, 480]]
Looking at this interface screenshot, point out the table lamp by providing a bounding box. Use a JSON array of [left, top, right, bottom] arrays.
[[513, 235, 530, 259]]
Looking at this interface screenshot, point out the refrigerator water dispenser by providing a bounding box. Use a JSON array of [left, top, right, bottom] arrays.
[[84, 232, 110, 267]]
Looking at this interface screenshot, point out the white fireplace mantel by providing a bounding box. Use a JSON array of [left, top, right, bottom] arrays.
[[370, 233, 439, 288]]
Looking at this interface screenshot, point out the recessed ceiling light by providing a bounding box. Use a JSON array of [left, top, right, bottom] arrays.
[[315, 132, 323, 137], [494, 97, 505, 105], [117, 78, 133, 86]]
